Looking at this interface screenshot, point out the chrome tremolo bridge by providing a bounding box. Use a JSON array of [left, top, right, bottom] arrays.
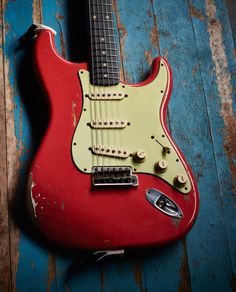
[[92, 166, 138, 187]]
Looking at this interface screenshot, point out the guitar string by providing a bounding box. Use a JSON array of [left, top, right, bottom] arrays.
[[96, 0, 106, 166], [106, 0, 117, 167], [112, 1, 122, 166], [102, 0, 110, 167], [106, 0, 115, 167], [107, 0, 116, 166], [100, 0, 113, 167], [90, 0, 121, 169], [107, 0, 121, 167], [88, 0, 95, 168], [98, 0, 109, 167], [93, 0, 100, 167]]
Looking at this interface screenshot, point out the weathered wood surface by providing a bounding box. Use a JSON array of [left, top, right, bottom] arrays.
[[0, 0, 235, 291]]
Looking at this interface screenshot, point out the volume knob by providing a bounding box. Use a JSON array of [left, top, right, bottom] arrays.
[[154, 160, 168, 173], [133, 151, 147, 163], [174, 175, 187, 188]]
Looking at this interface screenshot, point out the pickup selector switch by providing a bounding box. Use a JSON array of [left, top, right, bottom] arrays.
[[154, 160, 168, 173], [174, 175, 187, 188], [163, 146, 171, 154]]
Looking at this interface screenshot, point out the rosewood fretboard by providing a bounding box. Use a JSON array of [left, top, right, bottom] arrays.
[[88, 0, 120, 86]]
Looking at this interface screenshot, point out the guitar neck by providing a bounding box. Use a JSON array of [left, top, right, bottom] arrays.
[[88, 0, 120, 86]]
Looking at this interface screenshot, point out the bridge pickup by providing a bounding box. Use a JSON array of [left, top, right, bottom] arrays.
[[90, 119, 128, 129], [92, 166, 138, 187]]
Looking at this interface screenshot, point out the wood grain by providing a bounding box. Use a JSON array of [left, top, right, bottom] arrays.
[[190, 0, 236, 283], [0, 1, 11, 291], [0, 0, 236, 291]]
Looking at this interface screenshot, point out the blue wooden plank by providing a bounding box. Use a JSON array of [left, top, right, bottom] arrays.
[[4, 0, 235, 290], [116, 1, 188, 290], [152, 0, 233, 291], [40, 2, 104, 291], [0, 2, 11, 290], [101, 256, 146, 292], [189, 0, 236, 280], [55, 255, 101, 292], [225, 0, 236, 47], [3, 0, 57, 290], [39, 1, 147, 291], [116, 0, 159, 84]]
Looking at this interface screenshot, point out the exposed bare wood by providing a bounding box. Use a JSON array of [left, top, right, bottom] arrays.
[[178, 240, 191, 292], [0, 0, 11, 291], [206, 0, 236, 194], [32, 0, 42, 23], [2, 0, 21, 290], [112, 0, 127, 81]]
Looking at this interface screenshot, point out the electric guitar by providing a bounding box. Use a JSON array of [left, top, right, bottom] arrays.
[[27, 0, 199, 249]]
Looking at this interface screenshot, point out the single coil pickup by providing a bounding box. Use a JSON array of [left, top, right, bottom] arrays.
[[91, 145, 130, 158], [92, 166, 138, 187], [90, 119, 128, 129], [85, 92, 128, 100]]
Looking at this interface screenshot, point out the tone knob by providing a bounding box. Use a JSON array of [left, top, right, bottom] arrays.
[[133, 151, 147, 163], [154, 160, 168, 173], [174, 175, 187, 188]]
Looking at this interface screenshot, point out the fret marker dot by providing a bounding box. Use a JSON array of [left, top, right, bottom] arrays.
[[102, 51, 106, 55], [93, 15, 97, 20], [101, 37, 105, 42], [106, 15, 110, 19], [104, 74, 108, 78], [103, 63, 107, 67]]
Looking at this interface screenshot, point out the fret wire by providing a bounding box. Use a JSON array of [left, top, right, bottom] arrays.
[[91, 19, 114, 22], [93, 73, 120, 76], [92, 47, 117, 51], [91, 28, 115, 31], [90, 12, 113, 15], [93, 61, 119, 65], [88, 0, 95, 87], [98, 0, 106, 86], [92, 70, 120, 75], [93, 41, 116, 45], [91, 4, 112, 6], [88, 0, 95, 166], [89, 0, 119, 86]]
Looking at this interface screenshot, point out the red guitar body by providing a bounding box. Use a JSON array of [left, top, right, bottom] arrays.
[[28, 29, 199, 249]]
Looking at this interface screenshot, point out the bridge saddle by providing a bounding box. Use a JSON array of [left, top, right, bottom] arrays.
[[92, 166, 138, 187]]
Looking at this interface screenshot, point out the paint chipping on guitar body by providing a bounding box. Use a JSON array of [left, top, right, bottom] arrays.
[[26, 29, 199, 249], [172, 218, 181, 228], [206, 0, 236, 194], [30, 181, 38, 218], [71, 101, 77, 128]]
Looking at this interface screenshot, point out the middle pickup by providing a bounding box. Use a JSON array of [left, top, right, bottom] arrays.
[[89, 119, 129, 129]]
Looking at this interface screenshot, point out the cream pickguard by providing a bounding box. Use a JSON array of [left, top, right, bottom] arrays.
[[72, 59, 191, 194]]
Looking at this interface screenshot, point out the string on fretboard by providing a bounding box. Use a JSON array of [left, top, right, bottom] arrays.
[[88, 0, 120, 86]]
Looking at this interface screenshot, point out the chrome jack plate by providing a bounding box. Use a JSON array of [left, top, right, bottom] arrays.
[[146, 188, 183, 219]]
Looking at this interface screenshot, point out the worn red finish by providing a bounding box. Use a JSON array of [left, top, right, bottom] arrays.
[[28, 29, 199, 249]]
